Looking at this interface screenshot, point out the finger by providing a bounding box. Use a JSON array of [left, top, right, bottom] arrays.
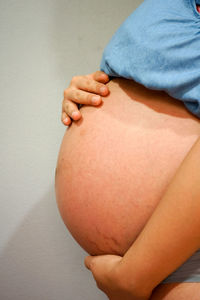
[[72, 76, 109, 96], [84, 255, 94, 270], [84, 256, 107, 293], [66, 89, 102, 106], [61, 111, 72, 126], [62, 99, 82, 121], [92, 71, 110, 83], [85, 255, 110, 273]]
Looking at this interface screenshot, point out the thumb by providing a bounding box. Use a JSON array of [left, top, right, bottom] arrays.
[[84, 254, 122, 272], [84, 255, 95, 270]]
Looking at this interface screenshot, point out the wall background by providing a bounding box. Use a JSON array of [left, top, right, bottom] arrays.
[[0, 1, 142, 299]]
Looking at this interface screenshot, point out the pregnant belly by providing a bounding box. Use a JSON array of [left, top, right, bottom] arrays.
[[55, 78, 200, 256]]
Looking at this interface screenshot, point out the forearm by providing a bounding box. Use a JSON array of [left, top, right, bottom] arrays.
[[119, 136, 200, 294]]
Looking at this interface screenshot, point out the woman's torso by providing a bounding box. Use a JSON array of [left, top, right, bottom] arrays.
[[55, 78, 200, 256]]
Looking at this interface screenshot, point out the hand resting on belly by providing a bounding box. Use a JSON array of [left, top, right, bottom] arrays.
[[55, 78, 200, 256]]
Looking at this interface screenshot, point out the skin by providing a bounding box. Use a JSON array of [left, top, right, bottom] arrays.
[[113, 135, 200, 298], [62, 71, 110, 125], [57, 74, 199, 300]]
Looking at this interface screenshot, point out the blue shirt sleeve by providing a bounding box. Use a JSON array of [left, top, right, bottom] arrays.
[[100, 0, 200, 119]]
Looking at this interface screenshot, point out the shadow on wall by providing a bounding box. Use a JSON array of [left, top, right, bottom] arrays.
[[0, 187, 106, 300]]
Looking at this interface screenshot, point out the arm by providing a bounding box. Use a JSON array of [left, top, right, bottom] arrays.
[[119, 136, 200, 294]]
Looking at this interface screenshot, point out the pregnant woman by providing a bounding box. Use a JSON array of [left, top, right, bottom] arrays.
[[55, 73, 200, 299], [55, 0, 200, 299]]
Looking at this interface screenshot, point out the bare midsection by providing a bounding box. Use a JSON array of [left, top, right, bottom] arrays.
[[55, 78, 200, 256]]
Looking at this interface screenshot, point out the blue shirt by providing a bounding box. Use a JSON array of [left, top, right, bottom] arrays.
[[100, 0, 200, 119]]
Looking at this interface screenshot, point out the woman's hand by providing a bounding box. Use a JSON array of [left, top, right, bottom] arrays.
[[62, 71, 110, 126], [84, 254, 152, 300]]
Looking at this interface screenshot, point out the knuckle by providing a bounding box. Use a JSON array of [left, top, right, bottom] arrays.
[[71, 75, 77, 81], [94, 70, 100, 76], [87, 93, 92, 102], [63, 89, 69, 97], [71, 75, 78, 85], [75, 90, 81, 98], [85, 79, 92, 88], [94, 70, 101, 78], [90, 260, 96, 270], [71, 76, 81, 85], [64, 101, 70, 112], [86, 73, 94, 80]]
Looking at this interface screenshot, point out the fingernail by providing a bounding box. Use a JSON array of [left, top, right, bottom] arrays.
[[72, 111, 80, 119], [100, 87, 107, 94], [64, 118, 69, 123], [92, 96, 101, 105]]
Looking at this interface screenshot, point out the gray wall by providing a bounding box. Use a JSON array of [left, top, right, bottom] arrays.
[[0, 1, 142, 299]]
